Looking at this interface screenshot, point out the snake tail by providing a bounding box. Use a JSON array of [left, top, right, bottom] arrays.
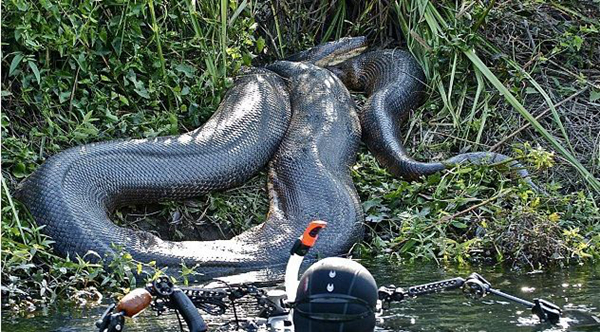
[[328, 49, 544, 192]]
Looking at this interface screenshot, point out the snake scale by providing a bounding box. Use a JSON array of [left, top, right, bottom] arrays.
[[17, 37, 539, 277], [327, 48, 541, 191]]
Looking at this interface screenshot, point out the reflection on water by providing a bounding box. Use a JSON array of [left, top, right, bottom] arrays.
[[4, 260, 599, 331], [365, 261, 600, 332]]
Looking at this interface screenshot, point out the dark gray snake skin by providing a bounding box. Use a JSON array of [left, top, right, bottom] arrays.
[[17, 38, 540, 278], [16, 60, 363, 277], [17, 68, 294, 275], [328, 48, 542, 191]]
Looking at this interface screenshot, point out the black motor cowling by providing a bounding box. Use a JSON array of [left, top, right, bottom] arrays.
[[293, 257, 378, 332]]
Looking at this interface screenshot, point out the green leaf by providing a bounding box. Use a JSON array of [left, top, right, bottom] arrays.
[[400, 239, 417, 253], [15, 1, 29, 11], [134, 87, 150, 99], [590, 90, 600, 102], [181, 86, 190, 96], [59, 91, 71, 103], [13, 163, 27, 178], [105, 110, 119, 123], [9, 53, 24, 76], [525, 87, 537, 94], [28, 61, 41, 85], [451, 221, 468, 229], [119, 95, 130, 106], [362, 199, 382, 212], [82, 111, 98, 123], [572, 35, 583, 51], [256, 37, 266, 53], [228, 0, 247, 27], [174, 64, 196, 78]]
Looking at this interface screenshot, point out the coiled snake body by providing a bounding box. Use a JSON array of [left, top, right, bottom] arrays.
[[17, 61, 363, 277], [18, 69, 293, 275], [328, 49, 539, 189], [17, 38, 538, 277]]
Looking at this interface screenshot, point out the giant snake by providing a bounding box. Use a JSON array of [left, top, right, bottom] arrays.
[[16, 37, 540, 278]]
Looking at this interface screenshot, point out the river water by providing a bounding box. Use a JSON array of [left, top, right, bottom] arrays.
[[4, 260, 599, 332]]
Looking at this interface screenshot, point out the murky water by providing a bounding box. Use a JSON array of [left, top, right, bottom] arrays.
[[4, 260, 599, 331]]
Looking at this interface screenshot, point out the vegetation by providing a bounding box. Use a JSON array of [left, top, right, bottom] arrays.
[[2, 0, 599, 314]]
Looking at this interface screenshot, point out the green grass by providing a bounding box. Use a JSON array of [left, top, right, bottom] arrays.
[[352, 150, 599, 268], [2, 0, 262, 312], [394, 0, 599, 191], [2, 0, 599, 312]]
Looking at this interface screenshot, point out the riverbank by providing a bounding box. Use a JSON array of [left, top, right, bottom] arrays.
[[2, 0, 599, 313]]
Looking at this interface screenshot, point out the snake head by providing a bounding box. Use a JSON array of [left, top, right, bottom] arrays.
[[286, 36, 368, 67]]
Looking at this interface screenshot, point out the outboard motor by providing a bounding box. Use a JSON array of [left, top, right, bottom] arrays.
[[292, 257, 378, 332], [97, 219, 582, 332]]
